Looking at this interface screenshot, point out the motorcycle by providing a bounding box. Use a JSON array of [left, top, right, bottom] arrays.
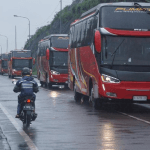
[[19, 96, 37, 128], [12, 79, 39, 128]]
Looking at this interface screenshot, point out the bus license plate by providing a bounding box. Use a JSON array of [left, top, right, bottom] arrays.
[[133, 96, 147, 101]]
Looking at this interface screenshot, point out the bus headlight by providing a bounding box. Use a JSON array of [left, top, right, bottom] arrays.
[[101, 74, 120, 83], [12, 69, 16, 72], [51, 70, 60, 75]]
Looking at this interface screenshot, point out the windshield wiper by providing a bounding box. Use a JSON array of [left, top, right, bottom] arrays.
[[111, 39, 125, 69], [134, 2, 150, 14]]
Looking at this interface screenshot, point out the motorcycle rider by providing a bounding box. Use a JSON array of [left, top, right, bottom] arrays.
[[13, 67, 39, 118]]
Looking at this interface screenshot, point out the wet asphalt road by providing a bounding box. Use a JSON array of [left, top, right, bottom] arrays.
[[1, 75, 150, 150]]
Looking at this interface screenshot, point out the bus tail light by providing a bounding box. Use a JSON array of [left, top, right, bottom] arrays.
[[94, 30, 101, 53]]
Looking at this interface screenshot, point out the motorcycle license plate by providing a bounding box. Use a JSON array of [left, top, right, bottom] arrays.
[[133, 96, 147, 101], [23, 105, 33, 110]]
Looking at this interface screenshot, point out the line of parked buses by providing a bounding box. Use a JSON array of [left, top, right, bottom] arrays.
[[1, 2, 150, 108]]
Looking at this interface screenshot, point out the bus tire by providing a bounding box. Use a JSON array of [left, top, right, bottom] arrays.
[[90, 87, 102, 109], [40, 81, 43, 87], [74, 84, 82, 102], [46, 82, 52, 89]]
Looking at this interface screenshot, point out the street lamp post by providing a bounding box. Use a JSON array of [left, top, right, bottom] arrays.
[[0, 45, 2, 54], [60, 0, 62, 34], [0, 35, 8, 53], [14, 15, 30, 45]]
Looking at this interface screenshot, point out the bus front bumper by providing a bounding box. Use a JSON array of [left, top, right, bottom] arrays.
[[50, 74, 68, 84], [100, 81, 150, 102]]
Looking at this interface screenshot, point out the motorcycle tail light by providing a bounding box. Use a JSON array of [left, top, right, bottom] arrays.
[[27, 99, 31, 103]]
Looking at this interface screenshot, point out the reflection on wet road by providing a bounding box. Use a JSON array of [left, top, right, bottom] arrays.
[[1, 75, 150, 149]]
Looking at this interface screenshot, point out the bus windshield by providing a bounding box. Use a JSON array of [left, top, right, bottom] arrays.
[[12, 51, 31, 58], [12, 59, 32, 69], [51, 36, 69, 48], [101, 6, 150, 30], [2, 60, 8, 68], [101, 36, 150, 66], [49, 51, 68, 67]]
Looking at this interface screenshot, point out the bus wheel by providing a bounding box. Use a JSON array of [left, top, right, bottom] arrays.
[[46, 82, 52, 89], [40, 81, 43, 87], [74, 84, 82, 102], [89, 87, 102, 109]]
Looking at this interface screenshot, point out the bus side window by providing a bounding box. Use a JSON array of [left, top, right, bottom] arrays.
[[40, 44, 44, 56], [78, 23, 82, 47], [85, 17, 94, 46], [71, 26, 75, 48], [77, 23, 82, 47], [69, 28, 72, 47], [73, 25, 78, 48], [81, 20, 87, 47], [93, 16, 98, 29]]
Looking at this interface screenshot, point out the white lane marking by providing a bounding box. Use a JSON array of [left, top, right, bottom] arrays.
[[0, 103, 39, 150], [118, 111, 150, 125]]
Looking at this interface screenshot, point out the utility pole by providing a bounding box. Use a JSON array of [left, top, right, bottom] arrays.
[[15, 26, 17, 49], [60, 0, 62, 34]]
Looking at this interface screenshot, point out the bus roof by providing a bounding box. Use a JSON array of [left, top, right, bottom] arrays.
[[1, 53, 8, 59], [42, 34, 68, 40], [80, 2, 150, 19], [12, 50, 31, 52]]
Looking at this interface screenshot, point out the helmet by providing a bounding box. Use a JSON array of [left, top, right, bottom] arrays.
[[22, 67, 30, 76]]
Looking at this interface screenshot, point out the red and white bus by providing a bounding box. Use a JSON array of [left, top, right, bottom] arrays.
[[37, 34, 69, 88], [68, 2, 150, 108], [8, 50, 34, 78], [0, 53, 8, 75]]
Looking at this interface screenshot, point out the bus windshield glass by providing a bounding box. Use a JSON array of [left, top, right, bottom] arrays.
[[12, 51, 31, 58], [100, 6, 150, 30], [101, 36, 150, 66], [51, 36, 69, 48], [2, 54, 8, 59], [49, 51, 68, 67], [2, 60, 8, 68], [12, 59, 32, 69]]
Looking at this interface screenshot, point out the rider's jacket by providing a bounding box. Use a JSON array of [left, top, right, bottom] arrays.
[[13, 76, 39, 96]]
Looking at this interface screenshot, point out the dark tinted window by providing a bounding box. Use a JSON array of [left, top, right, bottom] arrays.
[[8, 53, 11, 60], [71, 16, 98, 48], [12, 59, 32, 69], [12, 51, 31, 57], [101, 35, 150, 66], [77, 23, 82, 47], [2, 60, 7, 68], [49, 51, 68, 67], [2, 54, 8, 59], [101, 6, 150, 30], [85, 17, 94, 46], [71, 26, 75, 48], [81, 20, 87, 46], [51, 36, 69, 48]]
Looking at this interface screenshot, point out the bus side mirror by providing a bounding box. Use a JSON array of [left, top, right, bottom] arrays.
[[33, 58, 35, 65], [46, 49, 50, 60], [94, 30, 101, 53]]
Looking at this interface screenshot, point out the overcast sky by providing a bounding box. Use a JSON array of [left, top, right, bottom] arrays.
[[0, 0, 73, 53]]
